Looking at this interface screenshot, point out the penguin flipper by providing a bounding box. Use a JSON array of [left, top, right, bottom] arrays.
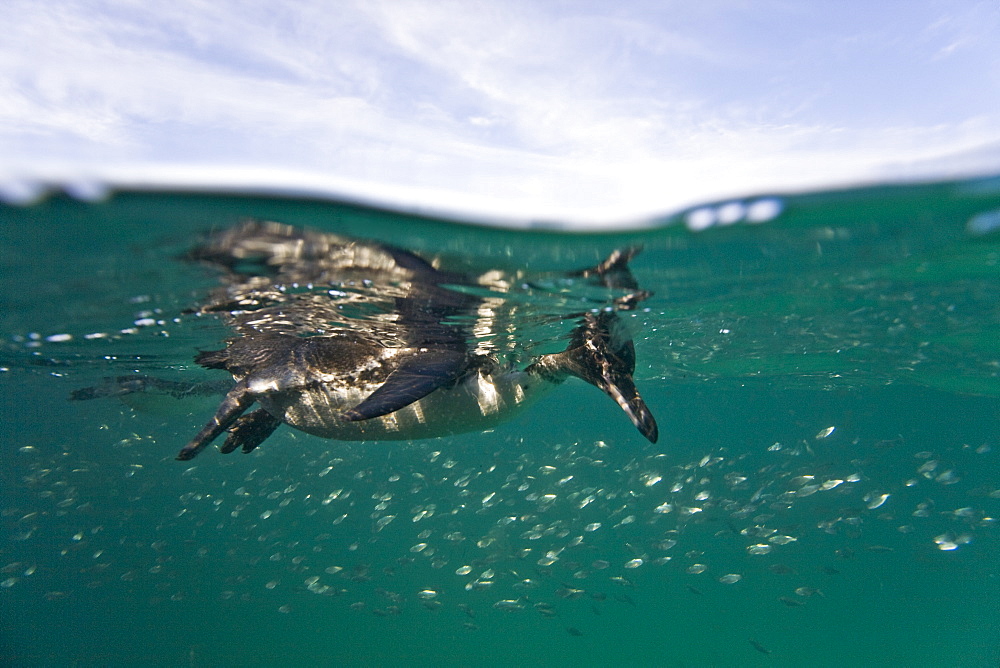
[[339, 349, 468, 423]]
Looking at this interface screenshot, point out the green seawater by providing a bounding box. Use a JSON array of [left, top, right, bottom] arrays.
[[1, 179, 999, 666]]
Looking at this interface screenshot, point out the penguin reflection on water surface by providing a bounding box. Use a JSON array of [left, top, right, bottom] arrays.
[[92, 220, 659, 460]]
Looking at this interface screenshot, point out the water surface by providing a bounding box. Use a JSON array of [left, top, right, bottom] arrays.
[[2, 179, 999, 666]]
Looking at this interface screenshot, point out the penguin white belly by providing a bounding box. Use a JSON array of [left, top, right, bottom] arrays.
[[264, 369, 551, 441]]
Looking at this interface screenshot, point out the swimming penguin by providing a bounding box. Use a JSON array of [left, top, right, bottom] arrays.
[[93, 219, 659, 460]]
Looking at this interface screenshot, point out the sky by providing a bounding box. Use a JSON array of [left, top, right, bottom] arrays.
[[2, 0, 1000, 226]]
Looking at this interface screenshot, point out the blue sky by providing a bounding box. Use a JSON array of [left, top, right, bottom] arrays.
[[3, 1, 999, 225]]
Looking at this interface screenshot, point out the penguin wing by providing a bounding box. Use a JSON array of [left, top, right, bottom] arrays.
[[339, 349, 468, 422]]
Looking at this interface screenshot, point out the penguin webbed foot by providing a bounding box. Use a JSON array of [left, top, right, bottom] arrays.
[[220, 408, 282, 455], [175, 381, 256, 461]]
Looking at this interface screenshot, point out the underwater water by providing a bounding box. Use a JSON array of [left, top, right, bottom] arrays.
[[1, 178, 999, 667]]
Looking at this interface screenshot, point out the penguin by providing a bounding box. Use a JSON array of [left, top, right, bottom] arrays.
[[88, 219, 659, 460]]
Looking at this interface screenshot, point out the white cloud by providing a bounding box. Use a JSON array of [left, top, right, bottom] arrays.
[[1, 0, 998, 226]]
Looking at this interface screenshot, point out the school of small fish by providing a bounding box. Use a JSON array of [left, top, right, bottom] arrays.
[[4, 411, 996, 657]]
